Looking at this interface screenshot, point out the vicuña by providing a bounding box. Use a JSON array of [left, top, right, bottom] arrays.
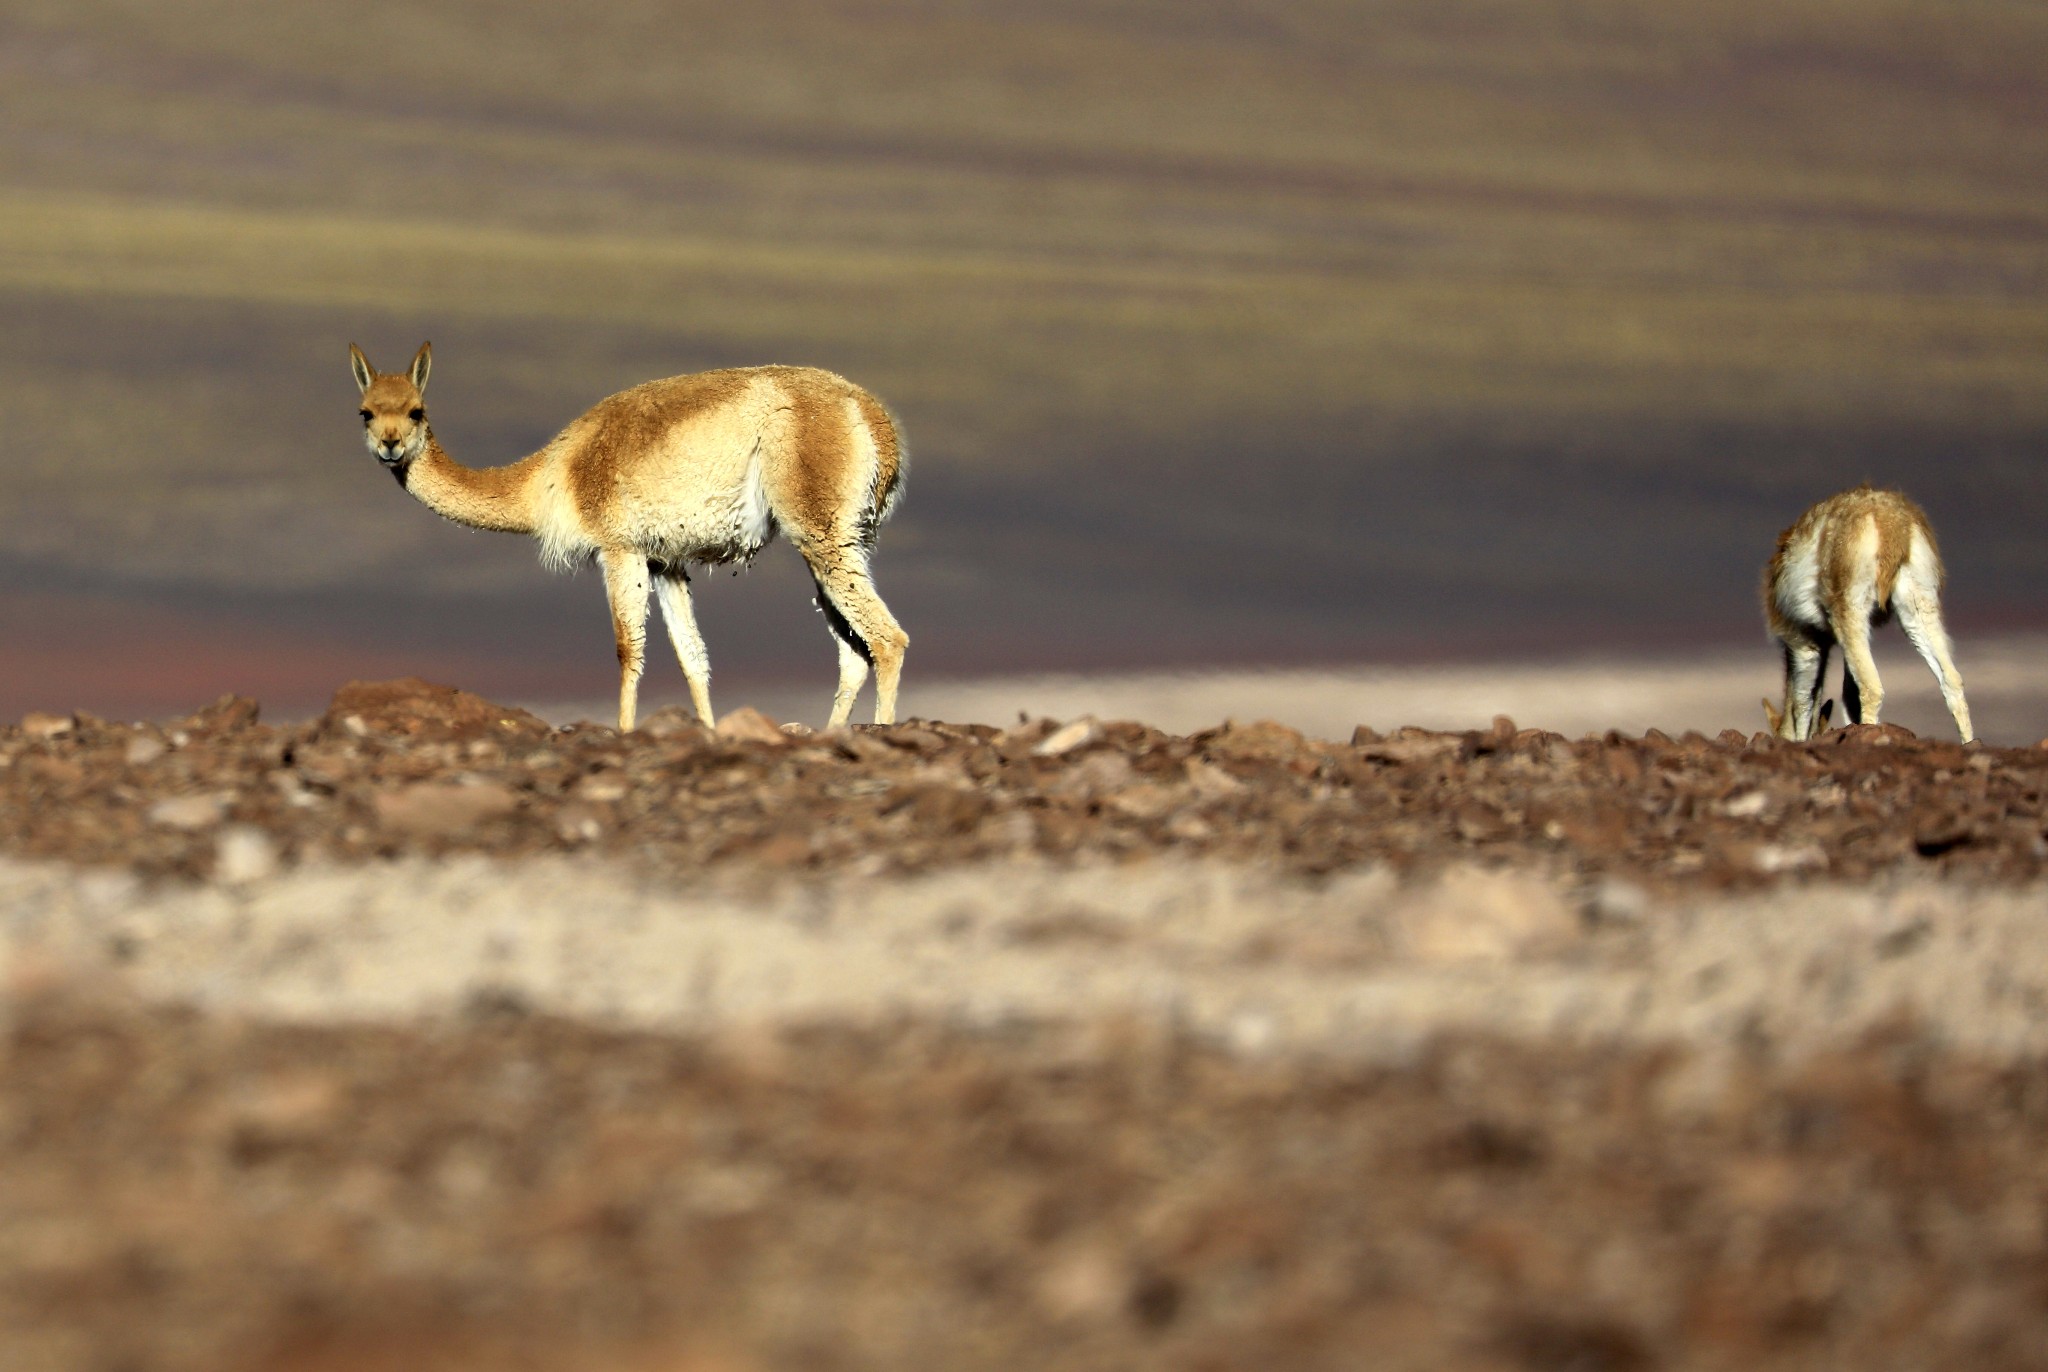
[[349, 343, 909, 731], [1761, 485, 1972, 742]]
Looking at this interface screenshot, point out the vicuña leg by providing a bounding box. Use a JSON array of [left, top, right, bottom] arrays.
[[653, 568, 715, 724], [1783, 637, 1828, 740], [1895, 583, 1974, 742], [814, 578, 871, 728], [600, 549, 651, 732], [802, 544, 907, 727], [1836, 612, 1883, 727]]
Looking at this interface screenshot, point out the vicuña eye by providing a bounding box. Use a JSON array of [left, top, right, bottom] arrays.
[[408, 408, 424, 421], [359, 409, 372, 423]]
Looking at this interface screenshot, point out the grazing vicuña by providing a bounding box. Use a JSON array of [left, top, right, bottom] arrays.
[[349, 343, 909, 731], [1761, 485, 1972, 742]]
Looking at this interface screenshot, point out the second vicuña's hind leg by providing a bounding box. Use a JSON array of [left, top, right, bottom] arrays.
[[803, 544, 908, 726], [1837, 612, 1884, 726], [1895, 582, 1974, 742]]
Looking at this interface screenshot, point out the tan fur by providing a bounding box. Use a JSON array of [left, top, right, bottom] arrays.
[[350, 344, 909, 731], [1761, 485, 1971, 742]]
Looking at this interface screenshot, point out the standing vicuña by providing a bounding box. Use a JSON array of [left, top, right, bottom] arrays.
[[349, 343, 909, 731], [1761, 485, 1972, 742]]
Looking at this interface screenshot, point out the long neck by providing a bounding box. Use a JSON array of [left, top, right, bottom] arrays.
[[397, 432, 544, 535]]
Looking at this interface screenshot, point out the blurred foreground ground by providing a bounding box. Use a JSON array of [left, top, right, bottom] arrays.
[[4, 679, 2048, 1368]]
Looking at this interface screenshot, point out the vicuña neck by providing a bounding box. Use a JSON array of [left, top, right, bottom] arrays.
[[400, 434, 543, 535]]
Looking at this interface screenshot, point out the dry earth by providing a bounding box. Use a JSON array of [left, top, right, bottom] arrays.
[[6, 678, 2048, 1370]]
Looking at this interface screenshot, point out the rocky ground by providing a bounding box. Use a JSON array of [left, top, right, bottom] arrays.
[[5, 678, 2048, 1371], [3, 677, 2045, 890]]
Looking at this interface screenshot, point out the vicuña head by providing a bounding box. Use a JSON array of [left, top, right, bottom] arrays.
[[350, 341, 432, 472], [1761, 485, 1972, 742], [346, 343, 909, 733]]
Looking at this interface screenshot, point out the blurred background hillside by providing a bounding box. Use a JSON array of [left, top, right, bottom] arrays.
[[2, 0, 2046, 729]]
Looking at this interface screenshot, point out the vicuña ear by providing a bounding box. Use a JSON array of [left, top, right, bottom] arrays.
[[1761, 697, 1782, 736], [409, 341, 432, 393], [349, 343, 375, 394]]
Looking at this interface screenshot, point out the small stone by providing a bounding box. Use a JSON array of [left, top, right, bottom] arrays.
[[1184, 757, 1245, 798], [1106, 782, 1183, 821], [123, 733, 168, 766], [20, 711, 73, 740], [1749, 842, 1827, 874], [554, 804, 604, 844], [572, 772, 630, 803], [148, 793, 232, 830], [215, 825, 280, 884], [1717, 791, 1769, 819], [373, 781, 520, 837], [1208, 719, 1309, 763], [1034, 717, 1101, 757], [716, 707, 788, 745], [1587, 877, 1650, 925]]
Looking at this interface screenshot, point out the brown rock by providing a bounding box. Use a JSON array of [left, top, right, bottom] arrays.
[[1207, 719, 1309, 763], [182, 694, 260, 734], [905, 786, 991, 834], [1107, 782, 1184, 821], [639, 706, 710, 741], [715, 707, 788, 746], [372, 781, 520, 836], [323, 679, 548, 743], [1831, 722, 1917, 747], [1357, 734, 1462, 766], [1184, 757, 1246, 798], [20, 711, 73, 740]]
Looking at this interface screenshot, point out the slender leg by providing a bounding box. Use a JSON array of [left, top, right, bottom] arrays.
[[653, 568, 715, 724], [1896, 585, 1975, 742], [599, 549, 651, 732], [812, 577, 872, 728], [1837, 613, 1883, 727], [1784, 638, 1827, 739], [801, 544, 908, 726]]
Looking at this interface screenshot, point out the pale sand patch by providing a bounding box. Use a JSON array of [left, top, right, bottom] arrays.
[[5, 856, 2046, 1064], [544, 633, 2048, 745]]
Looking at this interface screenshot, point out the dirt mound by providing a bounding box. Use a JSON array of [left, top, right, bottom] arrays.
[[318, 677, 552, 743], [1, 682, 2044, 889]]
